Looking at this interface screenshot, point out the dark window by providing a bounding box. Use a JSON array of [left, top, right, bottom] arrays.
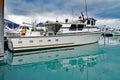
[[39, 40, 42, 42], [48, 39, 51, 42], [91, 20, 95, 25], [56, 39, 59, 41], [18, 41, 22, 43], [87, 20, 90, 25], [26, 27, 29, 30], [49, 33, 54, 36], [69, 24, 77, 31], [78, 24, 84, 30], [29, 40, 33, 43]]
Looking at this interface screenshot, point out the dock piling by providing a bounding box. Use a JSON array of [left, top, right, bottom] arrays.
[[0, 0, 4, 54]]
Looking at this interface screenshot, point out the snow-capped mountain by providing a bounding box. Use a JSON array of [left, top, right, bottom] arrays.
[[4, 19, 19, 28]]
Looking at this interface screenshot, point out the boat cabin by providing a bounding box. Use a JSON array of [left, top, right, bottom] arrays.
[[57, 18, 98, 34], [58, 23, 85, 33], [17, 25, 46, 36], [45, 22, 62, 36], [85, 18, 96, 27]]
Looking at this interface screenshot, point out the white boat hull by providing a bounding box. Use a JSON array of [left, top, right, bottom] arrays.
[[7, 32, 101, 51], [112, 31, 120, 36], [6, 43, 102, 65]]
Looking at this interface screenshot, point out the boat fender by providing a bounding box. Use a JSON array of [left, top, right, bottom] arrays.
[[7, 39, 14, 51]]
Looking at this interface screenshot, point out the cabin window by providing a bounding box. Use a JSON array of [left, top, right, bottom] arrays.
[[39, 40, 43, 42], [26, 27, 29, 30], [56, 39, 59, 41], [29, 40, 33, 43], [91, 20, 95, 25], [78, 24, 84, 30], [87, 20, 90, 25], [69, 24, 77, 31], [48, 39, 51, 42], [18, 41, 22, 43], [49, 33, 54, 36]]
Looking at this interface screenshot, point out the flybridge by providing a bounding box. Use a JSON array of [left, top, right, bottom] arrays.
[[0, 0, 4, 54]]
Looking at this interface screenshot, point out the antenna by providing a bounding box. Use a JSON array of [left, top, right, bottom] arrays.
[[85, 0, 88, 18]]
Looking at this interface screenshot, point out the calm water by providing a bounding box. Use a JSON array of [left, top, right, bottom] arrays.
[[0, 36, 120, 80]]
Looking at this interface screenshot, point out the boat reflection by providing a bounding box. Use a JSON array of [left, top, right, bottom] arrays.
[[2, 43, 106, 80], [6, 43, 104, 65], [99, 36, 120, 45]]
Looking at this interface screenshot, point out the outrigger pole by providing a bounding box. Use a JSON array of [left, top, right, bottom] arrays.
[[0, 0, 4, 54]]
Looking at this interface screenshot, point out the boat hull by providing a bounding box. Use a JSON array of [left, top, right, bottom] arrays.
[[7, 32, 101, 52], [112, 31, 120, 36]]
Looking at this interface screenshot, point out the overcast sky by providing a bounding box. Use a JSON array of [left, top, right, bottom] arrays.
[[4, 0, 120, 28]]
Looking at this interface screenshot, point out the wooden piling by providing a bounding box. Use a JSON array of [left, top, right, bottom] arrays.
[[0, 0, 4, 54]]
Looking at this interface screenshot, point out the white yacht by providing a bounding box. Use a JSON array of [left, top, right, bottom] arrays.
[[6, 17, 101, 52]]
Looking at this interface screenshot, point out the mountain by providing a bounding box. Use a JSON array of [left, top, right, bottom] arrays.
[[4, 19, 19, 28], [36, 22, 45, 27]]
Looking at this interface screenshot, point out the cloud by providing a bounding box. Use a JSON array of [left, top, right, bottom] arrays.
[[5, 0, 120, 18], [96, 19, 120, 28], [5, 0, 120, 27], [6, 13, 76, 25], [6, 15, 31, 24]]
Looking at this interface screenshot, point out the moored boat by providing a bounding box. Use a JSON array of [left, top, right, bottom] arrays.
[[112, 29, 120, 36], [7, 16, 101, 52]]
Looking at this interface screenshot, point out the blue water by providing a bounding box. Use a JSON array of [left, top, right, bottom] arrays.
[[0, 36, 120, 80]]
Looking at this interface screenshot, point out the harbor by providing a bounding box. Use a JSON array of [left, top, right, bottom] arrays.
[[1, 36, 120, 80], [1, 0, 120, 80]]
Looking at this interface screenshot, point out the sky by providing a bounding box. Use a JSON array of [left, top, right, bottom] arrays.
[[4, 0, 120, 28]]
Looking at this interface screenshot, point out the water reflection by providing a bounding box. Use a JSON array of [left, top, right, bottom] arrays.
[[1, 43, 105, 80], [0, 66, 3, 80], [7, 43, 104, 65], [99, 36, 120, 46]]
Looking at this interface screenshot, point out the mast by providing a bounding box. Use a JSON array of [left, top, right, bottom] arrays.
[[0, 0, 4, 53], [72, 8, 74, 19], [85, 0, 88, 18]]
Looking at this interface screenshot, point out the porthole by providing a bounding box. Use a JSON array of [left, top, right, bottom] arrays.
[[39, 40, 43, 42], [29, 40, 33, 43], [18, 41, 22, 43], [48, 39, 51, 42], [56, 39, 59, 41]]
